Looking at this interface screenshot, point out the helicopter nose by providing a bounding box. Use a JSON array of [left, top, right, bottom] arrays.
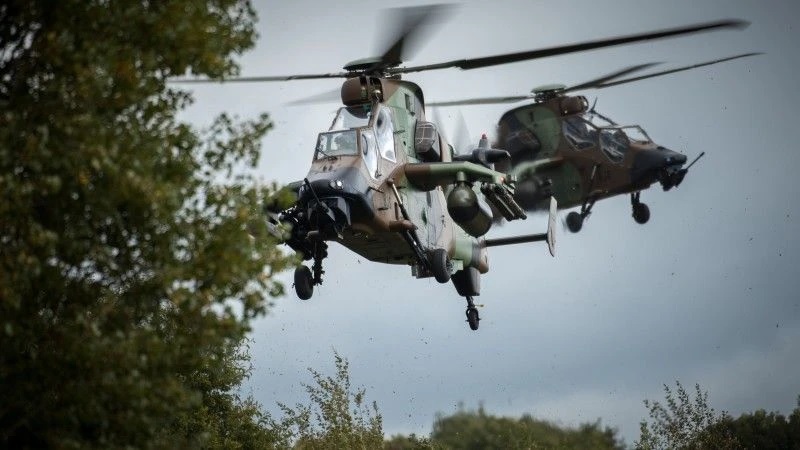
[[634, 147, 695, 191], [659, 147, 688, 167], [634, 147, 686, 172], [299, 167, 376, 233], [302, 166, 370, 198]]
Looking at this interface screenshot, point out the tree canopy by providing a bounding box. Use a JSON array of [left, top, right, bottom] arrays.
[[423, 406, 623, 450], [1, 1, 290, 447], [705, 396, 800, 450], [269, 352, 384, 450], [636, 382, 800, 450]]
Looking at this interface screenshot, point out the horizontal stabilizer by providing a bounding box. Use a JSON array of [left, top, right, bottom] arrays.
[[482, 197, 557, 257]]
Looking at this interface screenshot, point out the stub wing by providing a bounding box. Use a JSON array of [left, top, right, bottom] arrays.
[[510, 157, 565, 180], [481, 196, 557, 257], [403, 161, 509, 191], [403, 161, 526, 222]]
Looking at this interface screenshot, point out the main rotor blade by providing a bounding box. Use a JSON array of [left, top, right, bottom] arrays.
[[377, 4, 455, 68], [285, 88, 342, 105], [428, 63, 660, 106], [170, 72, 351, 83], [587, 52, 763, 90], [430, 53, 760, 106], [426, 63, 660, 106], [394, 19, 749, 74], [427, 95, 531, 107], [563, 62, 661, 93]]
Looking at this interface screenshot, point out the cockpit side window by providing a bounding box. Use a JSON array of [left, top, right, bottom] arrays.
[[361, 129, 379, 178], [315, 130, 358, 159], [562, 116, 596, 150], [599, 129, 629, 163], [375, 107, 396, 161]]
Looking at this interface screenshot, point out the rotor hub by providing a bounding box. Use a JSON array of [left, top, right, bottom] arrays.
[[343, 57, 401, 78], [532, 84, 567, 101]]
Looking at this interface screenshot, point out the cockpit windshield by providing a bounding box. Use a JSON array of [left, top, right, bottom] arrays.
[[315, 130, 358, 159], [562, 114, 652, 163], [330, 106, 372, 131], [585, 112, 615, 128], [585, 111, 652, 144], [599, 128, 629, 163], [622, 125, 651, 144], [315, 105, 396, 168], [562, 116, 596, 150]]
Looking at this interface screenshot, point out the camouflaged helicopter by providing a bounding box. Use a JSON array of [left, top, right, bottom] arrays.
[[429, 53, 760, 233], [176, 5, 751, 328], [270, 77, 556, 331]]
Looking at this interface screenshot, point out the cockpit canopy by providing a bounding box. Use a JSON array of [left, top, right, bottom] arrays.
[[562, 114, 652, 163], [315, 130, 359, 159], [330, 105, 372, 131], [313, 105, 398, 178]]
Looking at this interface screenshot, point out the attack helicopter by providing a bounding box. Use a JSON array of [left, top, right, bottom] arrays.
[[269, 76, 555, 332], [269, 82, 556, 331], [429, 53, 760, 233], [175, 5, 751, 328]]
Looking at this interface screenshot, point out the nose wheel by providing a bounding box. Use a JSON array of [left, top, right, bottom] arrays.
[[465, 296, 480, 331], [294, 265, 314, 300], [293, 241, 328, 300]]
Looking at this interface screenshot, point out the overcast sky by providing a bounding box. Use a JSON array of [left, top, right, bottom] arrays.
[[181, 0, 800, 444]]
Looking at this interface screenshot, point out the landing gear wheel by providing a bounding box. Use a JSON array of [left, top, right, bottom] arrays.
[[466, 307, 480, 331], [566, 211, 583, 233], [464, 295, 480, 330], [294, 265, 314, 300], [632, 202, 650, 224], [430, 248, 451, 283]]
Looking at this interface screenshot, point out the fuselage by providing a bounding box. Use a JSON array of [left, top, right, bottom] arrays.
[[294, 82, 488, 274], [496, 99, 688, 210]]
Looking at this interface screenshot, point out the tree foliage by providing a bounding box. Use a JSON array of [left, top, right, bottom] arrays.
[[636, 382, 739, 450], [1, 0, 291, 447], [705, 395, 800, 450], [385, 433, 445, 450], [270, 352, 384, 450], [637, 383, 800, 450], [426, 405, 623, 450]]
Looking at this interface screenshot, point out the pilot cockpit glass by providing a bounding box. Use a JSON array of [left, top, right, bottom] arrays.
[[315, 130, 358, 159], [586, 112, 615, 128], [330, 106, 372, 131], [599, 128, 629, 163], [622, 126, 651, 144], [374, 107, 396, 161], [562, 116, 596, 150], [361, 129, 379, 178]]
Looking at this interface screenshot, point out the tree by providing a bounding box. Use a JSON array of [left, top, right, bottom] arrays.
[[167, 339, 285, 449], [270, 352, 384, 450], [427, 405, 623, 450], [384, 433, 444, 450], [1, 0, 291, 447], [704, 395, 800, 449], [636, 382, 739, 450]]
